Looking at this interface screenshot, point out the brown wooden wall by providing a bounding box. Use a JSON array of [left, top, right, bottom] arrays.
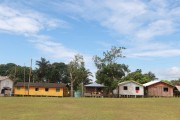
[[146, 82, 173, 97]]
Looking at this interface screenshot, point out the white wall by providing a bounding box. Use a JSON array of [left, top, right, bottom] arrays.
[[119, 82, 144, 96]]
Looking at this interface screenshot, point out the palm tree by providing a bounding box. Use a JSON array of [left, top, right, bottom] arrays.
[[36, 57, 50, 82]]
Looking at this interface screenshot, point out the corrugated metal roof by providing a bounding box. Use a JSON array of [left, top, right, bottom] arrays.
[[84, 82, 105, 87], [15, 82, 67, 88], [175, 86, 180, 92], [143, 80, 174, 87], [143, 80, 161, 87], [118, 80, 143, 86]]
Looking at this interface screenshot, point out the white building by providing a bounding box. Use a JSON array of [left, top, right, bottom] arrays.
[[0, 76, 13, 96], [118, 81, 144, 97]]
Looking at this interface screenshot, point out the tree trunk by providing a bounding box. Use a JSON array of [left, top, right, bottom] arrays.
[[70, 80, 74, 97]]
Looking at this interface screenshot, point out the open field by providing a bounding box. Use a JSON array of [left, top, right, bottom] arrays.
[[0, 97, 179, 120]]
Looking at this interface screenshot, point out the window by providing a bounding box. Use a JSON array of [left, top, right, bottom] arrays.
[[136, 87, 140, 90], [135, 87, 140, 93], [164, 87, 168, 92], [45, 88, 49, 92], [17, 87, 21, 90], [124, 86, 128, 90], [56, 88, 60, 92], [35, 88, 39, 91]]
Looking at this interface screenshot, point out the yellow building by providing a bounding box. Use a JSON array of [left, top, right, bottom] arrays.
[[14, 82, 68, 97]]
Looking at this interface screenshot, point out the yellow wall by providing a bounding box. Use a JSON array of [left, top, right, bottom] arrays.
[[14, 87, 64, 96]]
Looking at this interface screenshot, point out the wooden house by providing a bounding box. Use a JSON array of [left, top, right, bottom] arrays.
[[143, 81, 174, 97], [14, 82, 68, 97], [0, 76, 13, 96], [118, 81, 144, 98], [174, 86, 180, 97], [84, 82, 105, 97]]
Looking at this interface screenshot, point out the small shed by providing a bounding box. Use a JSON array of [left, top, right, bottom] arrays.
[[174, 86, 180, 97], [84, 82, 105, 97], [118, 80, 144, 98], [0, 76, 13, 96], [143, 81, 174, 97]]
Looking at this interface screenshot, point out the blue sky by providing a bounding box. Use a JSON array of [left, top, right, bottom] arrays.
[[0, 0, 180, 80]]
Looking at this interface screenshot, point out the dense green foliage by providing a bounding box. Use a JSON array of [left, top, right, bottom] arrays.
[[0, 63, 31, 82], [34, 58, 70, 83], [171, 79, 180, 85], [123, 69, 156, 84], [94, 46, 129, 94]]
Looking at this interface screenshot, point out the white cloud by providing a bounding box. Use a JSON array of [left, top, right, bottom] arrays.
[[54, 0, 180, 41], [0, 3, 84, 66], [158, 66, 180, 80], [131, 49, 180, 57], [48, 0, 180, 59], [56, 0, 146, 35], [29, 35, 78, 60], [0, 4, 62, 35], [136, 20, 174, 40]]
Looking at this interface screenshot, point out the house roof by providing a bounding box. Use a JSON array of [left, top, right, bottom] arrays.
[[175, 86, 180, 92], [118, 80, 143, 86], [143, 80, 161, 87], [84, 82, 105, 87], [0, 76, 10, 81], [15, 82, 67, 88], [143, 80, 174, 87]]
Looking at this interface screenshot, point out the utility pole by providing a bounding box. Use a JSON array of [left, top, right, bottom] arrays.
[[81, 81, 84, 97], [24, 64, 26, 96], [28, 59, 32, 96], [14, 65, 16, 81]]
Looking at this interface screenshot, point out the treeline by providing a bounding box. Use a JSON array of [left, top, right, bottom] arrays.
[[0, 55, 92, 94], [0, 61, 70, 83]]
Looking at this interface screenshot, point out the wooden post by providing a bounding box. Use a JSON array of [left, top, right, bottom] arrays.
[[28, 59, 32, 96], [81, 82, 84, 97], [23, 64, 26, 96]]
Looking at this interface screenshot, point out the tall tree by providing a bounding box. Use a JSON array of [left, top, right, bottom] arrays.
[[36, 57, 50, 82], [93, 46, 129, 95], [68, 54, 91, 97], [80, 67, 92, 85]]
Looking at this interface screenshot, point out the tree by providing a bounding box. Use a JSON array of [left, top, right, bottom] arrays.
[[80, 68, 92, 85], [68, 54, 91, 97], [123, 69, 157, 84], [144, 72, 157, 81], [49, 62, 69, 83], [35, 57, 50, 82], [96, 63, 129, 93], [171, 78, 180, 85], [0, 63, 30, 82], [161, 80, 172, 84], [93, 46, 129, 95]]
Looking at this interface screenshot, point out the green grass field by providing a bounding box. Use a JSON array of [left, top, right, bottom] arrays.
[[0, 97, 179, 120]]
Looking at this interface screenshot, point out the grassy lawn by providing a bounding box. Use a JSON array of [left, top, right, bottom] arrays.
[[0, 97, 179, 120]]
